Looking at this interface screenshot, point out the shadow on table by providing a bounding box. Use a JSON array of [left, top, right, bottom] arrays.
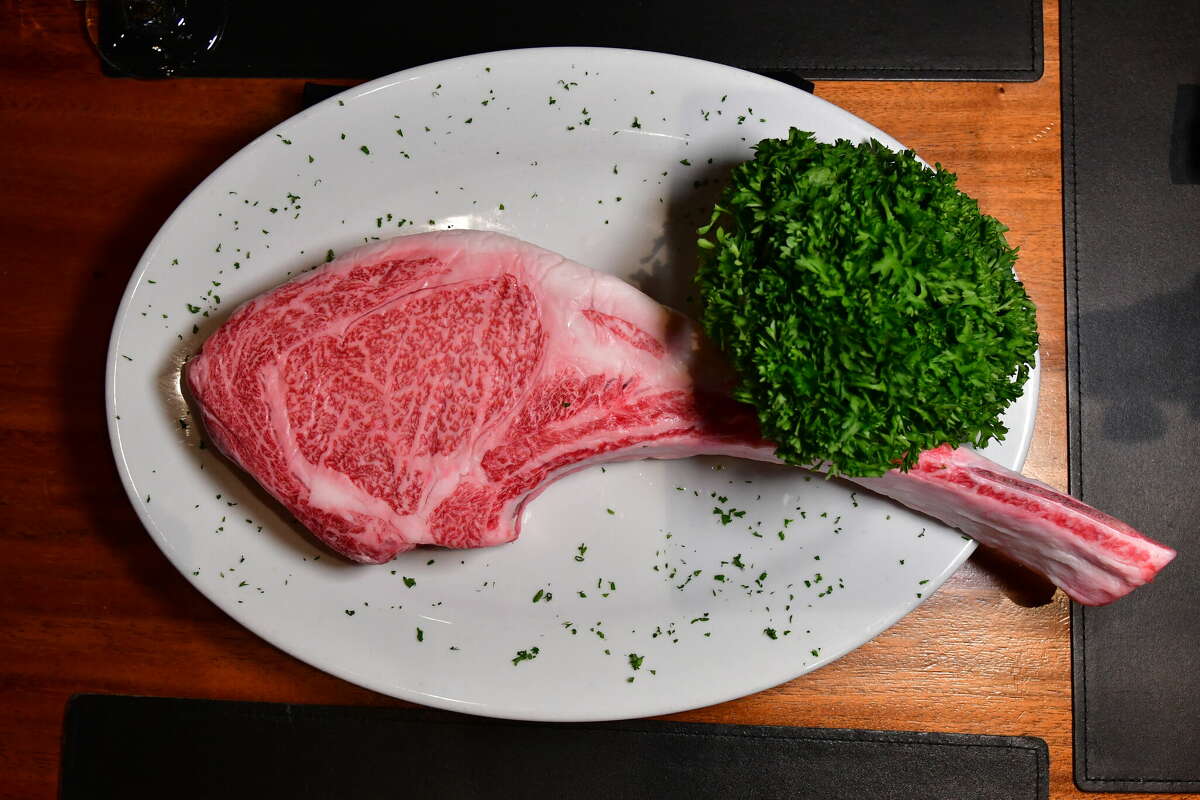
[[1087, 272, 1200, 443], [970, 547, 1057, 608]]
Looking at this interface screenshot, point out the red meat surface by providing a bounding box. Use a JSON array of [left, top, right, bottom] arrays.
[[187, 230, 1174, 605]]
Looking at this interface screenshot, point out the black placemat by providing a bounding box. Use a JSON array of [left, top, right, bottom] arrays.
[[1061, 0, 1200, 793], [96, 0, 1042, 82], [61, 695, 1048, 800]]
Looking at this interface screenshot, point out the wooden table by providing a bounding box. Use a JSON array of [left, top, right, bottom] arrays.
[[0, 2, 1165, 798]]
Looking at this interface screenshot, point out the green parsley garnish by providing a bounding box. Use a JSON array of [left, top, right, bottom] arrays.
[[512, 646, 540, 665], [696, 128, 1037, 476]]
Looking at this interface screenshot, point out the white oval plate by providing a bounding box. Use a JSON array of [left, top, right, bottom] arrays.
[[106, 48, 1038, 721]]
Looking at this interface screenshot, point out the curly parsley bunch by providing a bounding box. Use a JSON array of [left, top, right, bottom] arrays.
[[697, 129, 1038, 477]]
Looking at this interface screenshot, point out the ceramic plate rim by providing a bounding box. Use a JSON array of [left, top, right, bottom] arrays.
[[106, 46, 1038, 721]]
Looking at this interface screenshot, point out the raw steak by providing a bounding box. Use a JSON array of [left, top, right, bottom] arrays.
[[186, 230, 1174, 605]]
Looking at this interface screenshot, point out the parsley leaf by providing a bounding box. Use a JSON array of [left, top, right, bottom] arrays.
[[512, 646, 540, 665], [696, 129, 1037, 476]]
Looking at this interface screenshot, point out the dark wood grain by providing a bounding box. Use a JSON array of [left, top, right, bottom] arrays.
[[0, 2, 1166, 799]]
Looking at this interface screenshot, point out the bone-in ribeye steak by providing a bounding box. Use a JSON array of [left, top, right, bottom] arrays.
[[186, 230, 1174, 605]]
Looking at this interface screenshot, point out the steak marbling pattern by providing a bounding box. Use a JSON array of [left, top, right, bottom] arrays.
[[186, 230, 1174, 605]]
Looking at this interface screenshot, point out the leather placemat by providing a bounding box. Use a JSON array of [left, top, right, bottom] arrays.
[[96, 0, 1042, 82], [61, 695, 1048, 799], [1061, 0, 1200, 792]]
